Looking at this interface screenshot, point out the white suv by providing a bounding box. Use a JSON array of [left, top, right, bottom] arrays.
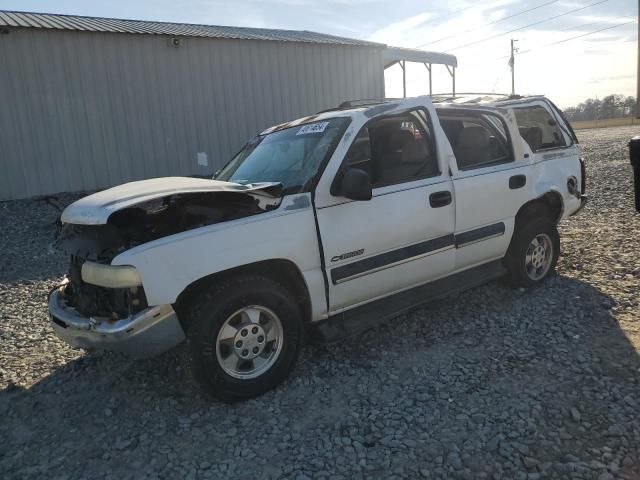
[[49, 95, 587, 401]]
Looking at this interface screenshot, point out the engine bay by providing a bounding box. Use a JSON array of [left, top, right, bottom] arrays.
[[56, 191, 273, 318]]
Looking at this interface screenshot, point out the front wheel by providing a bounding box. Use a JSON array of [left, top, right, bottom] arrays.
[[184, 275, 303, 402], [505, 218, 560, 288]]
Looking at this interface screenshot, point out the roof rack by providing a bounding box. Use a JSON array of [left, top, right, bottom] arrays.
[[430, 92, 522, 104], [316, 98, 401, 114], [338, 98, 401, 109]]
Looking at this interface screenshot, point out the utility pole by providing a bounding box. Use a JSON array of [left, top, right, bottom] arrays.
[[509, 39, 518, 96], [636, 0, 639, 117]]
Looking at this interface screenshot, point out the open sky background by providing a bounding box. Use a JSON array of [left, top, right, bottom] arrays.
[[0, 0, 636, 108]]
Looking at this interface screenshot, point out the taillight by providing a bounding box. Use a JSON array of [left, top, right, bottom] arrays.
[[579, 158, 586, 194]]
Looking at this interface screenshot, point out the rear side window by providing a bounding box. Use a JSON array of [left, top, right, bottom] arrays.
[[439, 112, 514, 171], [342, 110, 439, 188], [513, 106, 567, 151]]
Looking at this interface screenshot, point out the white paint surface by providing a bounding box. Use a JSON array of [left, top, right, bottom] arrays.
[[64, 96, 583, 321]]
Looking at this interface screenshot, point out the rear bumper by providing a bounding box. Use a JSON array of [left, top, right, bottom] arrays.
[[569, 195, 588, 216], [48, 286, 185, 358]]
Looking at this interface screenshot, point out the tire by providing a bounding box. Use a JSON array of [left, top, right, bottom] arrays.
[[184, 274, 303, 402], [505, 216, 560, 288]]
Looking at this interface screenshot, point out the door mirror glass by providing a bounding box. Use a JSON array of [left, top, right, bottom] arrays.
[[339, 168, 372, 201]]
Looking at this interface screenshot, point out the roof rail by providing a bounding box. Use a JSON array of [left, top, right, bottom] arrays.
[[430, 92, 522, 103], [338, 98, 402, 109], [431, 92, 513, 97], [316, 98, 402, 114]]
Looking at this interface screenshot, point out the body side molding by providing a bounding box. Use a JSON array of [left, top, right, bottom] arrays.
[[329, 222, 505, 284], [330, 234, 456, 284], [455, 222, 505, 248]]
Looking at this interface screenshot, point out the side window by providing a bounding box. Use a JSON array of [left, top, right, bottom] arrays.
[[513, 105, 567, 151], [342, 110, 439, 188], [439, 114, 513, 171], [343, 128, 373, 178]]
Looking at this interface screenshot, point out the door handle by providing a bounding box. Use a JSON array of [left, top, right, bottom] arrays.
[[509, 174, 526, 189], [429, 191, 452, 208]]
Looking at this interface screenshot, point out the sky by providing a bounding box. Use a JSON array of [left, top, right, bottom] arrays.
[[0, 0, 636, 108]]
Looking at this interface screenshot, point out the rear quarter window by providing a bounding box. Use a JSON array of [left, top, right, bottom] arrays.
[[512, 106, 567, 152]]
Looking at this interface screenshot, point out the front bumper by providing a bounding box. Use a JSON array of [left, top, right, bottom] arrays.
[[48, 286, 185, 358]]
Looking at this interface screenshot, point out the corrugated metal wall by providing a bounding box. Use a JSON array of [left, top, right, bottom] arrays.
[[0, 29, 384, 200]]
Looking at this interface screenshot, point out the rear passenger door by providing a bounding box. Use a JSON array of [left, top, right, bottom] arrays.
[[437, 109, 530, 271]]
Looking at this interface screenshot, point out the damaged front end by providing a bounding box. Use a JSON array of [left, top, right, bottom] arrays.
[[49, 178, 282, 357], [58, 191, 272, 319]]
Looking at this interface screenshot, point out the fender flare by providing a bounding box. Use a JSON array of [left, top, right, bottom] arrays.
[[173, 258, 313, 329], [519, 183, 565, 224]]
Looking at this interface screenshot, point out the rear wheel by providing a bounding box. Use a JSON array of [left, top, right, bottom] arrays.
[[184, 275, 303, 402], [505, 217, 560, 288]]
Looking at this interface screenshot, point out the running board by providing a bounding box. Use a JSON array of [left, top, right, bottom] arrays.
[[312, 260, 506, 342]]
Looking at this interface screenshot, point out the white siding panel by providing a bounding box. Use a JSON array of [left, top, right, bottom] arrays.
[[0, 29, 384, 199]]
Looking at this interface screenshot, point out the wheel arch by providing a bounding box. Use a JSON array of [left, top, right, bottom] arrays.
[[173, 259, 312, 332], [516, 190, 564, 225]]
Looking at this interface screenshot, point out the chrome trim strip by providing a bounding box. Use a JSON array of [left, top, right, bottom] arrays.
[[455, 222, 506, 248], [330, 222, 506, 285], [456, 232, 504, 249], [333, 245, 455, 284]]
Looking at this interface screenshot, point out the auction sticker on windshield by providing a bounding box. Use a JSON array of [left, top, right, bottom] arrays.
[[297, 122, 329, 135]]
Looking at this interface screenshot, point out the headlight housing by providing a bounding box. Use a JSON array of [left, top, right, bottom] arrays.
[[81, 262, 142, 288]]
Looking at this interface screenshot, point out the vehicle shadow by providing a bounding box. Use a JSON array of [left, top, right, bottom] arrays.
[[1, 275, 639, 479]]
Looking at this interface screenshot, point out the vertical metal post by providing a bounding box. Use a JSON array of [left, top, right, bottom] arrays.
[[401, 61, 406, 98], [637, 0, 639, 117], [445, 65, 455, 97], [452, 67, 456, 97], [629, 136, 640, 211], [424, 63, 432, 95], [510, 39, 516, 96]]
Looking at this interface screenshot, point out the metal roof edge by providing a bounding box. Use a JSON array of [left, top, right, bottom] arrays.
[[383, 46, 457, 68], [0, 9, 385, 47]]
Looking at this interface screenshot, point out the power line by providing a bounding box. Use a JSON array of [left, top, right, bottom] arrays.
[[461, 18, 635, 67], [494, 16, 637, 59], [442, 18, 634, 94], [416, 0, 560, 48], [354, 1, 503, 41], [515, 19, 636, 55], [445, 0, 610, 52], [419, 1, 505, 29], [553, 14, 637, 34]]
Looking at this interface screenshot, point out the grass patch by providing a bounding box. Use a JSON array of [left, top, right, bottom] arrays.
[[571, 117, 640, 130]]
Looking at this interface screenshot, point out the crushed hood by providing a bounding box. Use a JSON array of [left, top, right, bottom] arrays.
[[61, 177, 281, 225]]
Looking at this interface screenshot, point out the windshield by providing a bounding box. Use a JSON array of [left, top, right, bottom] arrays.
[[215, 117, 350, 193]]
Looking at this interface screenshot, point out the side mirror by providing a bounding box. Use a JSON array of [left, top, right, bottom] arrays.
[[339, 168, 372, 201]]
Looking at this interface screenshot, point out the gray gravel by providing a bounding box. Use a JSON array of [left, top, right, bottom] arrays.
[[1, 126, 640, 479]]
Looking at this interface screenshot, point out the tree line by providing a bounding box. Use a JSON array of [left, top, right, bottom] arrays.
[[562, 94, 636, 122]]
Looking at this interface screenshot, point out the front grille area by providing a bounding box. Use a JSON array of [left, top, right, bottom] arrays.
[[64, 255, 148, 318]]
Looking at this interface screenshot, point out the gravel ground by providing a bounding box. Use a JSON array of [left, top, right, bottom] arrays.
[[1, 126, 639, 480]]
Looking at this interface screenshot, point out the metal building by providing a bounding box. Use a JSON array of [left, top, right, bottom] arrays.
[[0, 11, 456, 200]]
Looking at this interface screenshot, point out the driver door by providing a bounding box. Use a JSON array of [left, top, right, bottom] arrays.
[[315, 109, 456, 313]]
